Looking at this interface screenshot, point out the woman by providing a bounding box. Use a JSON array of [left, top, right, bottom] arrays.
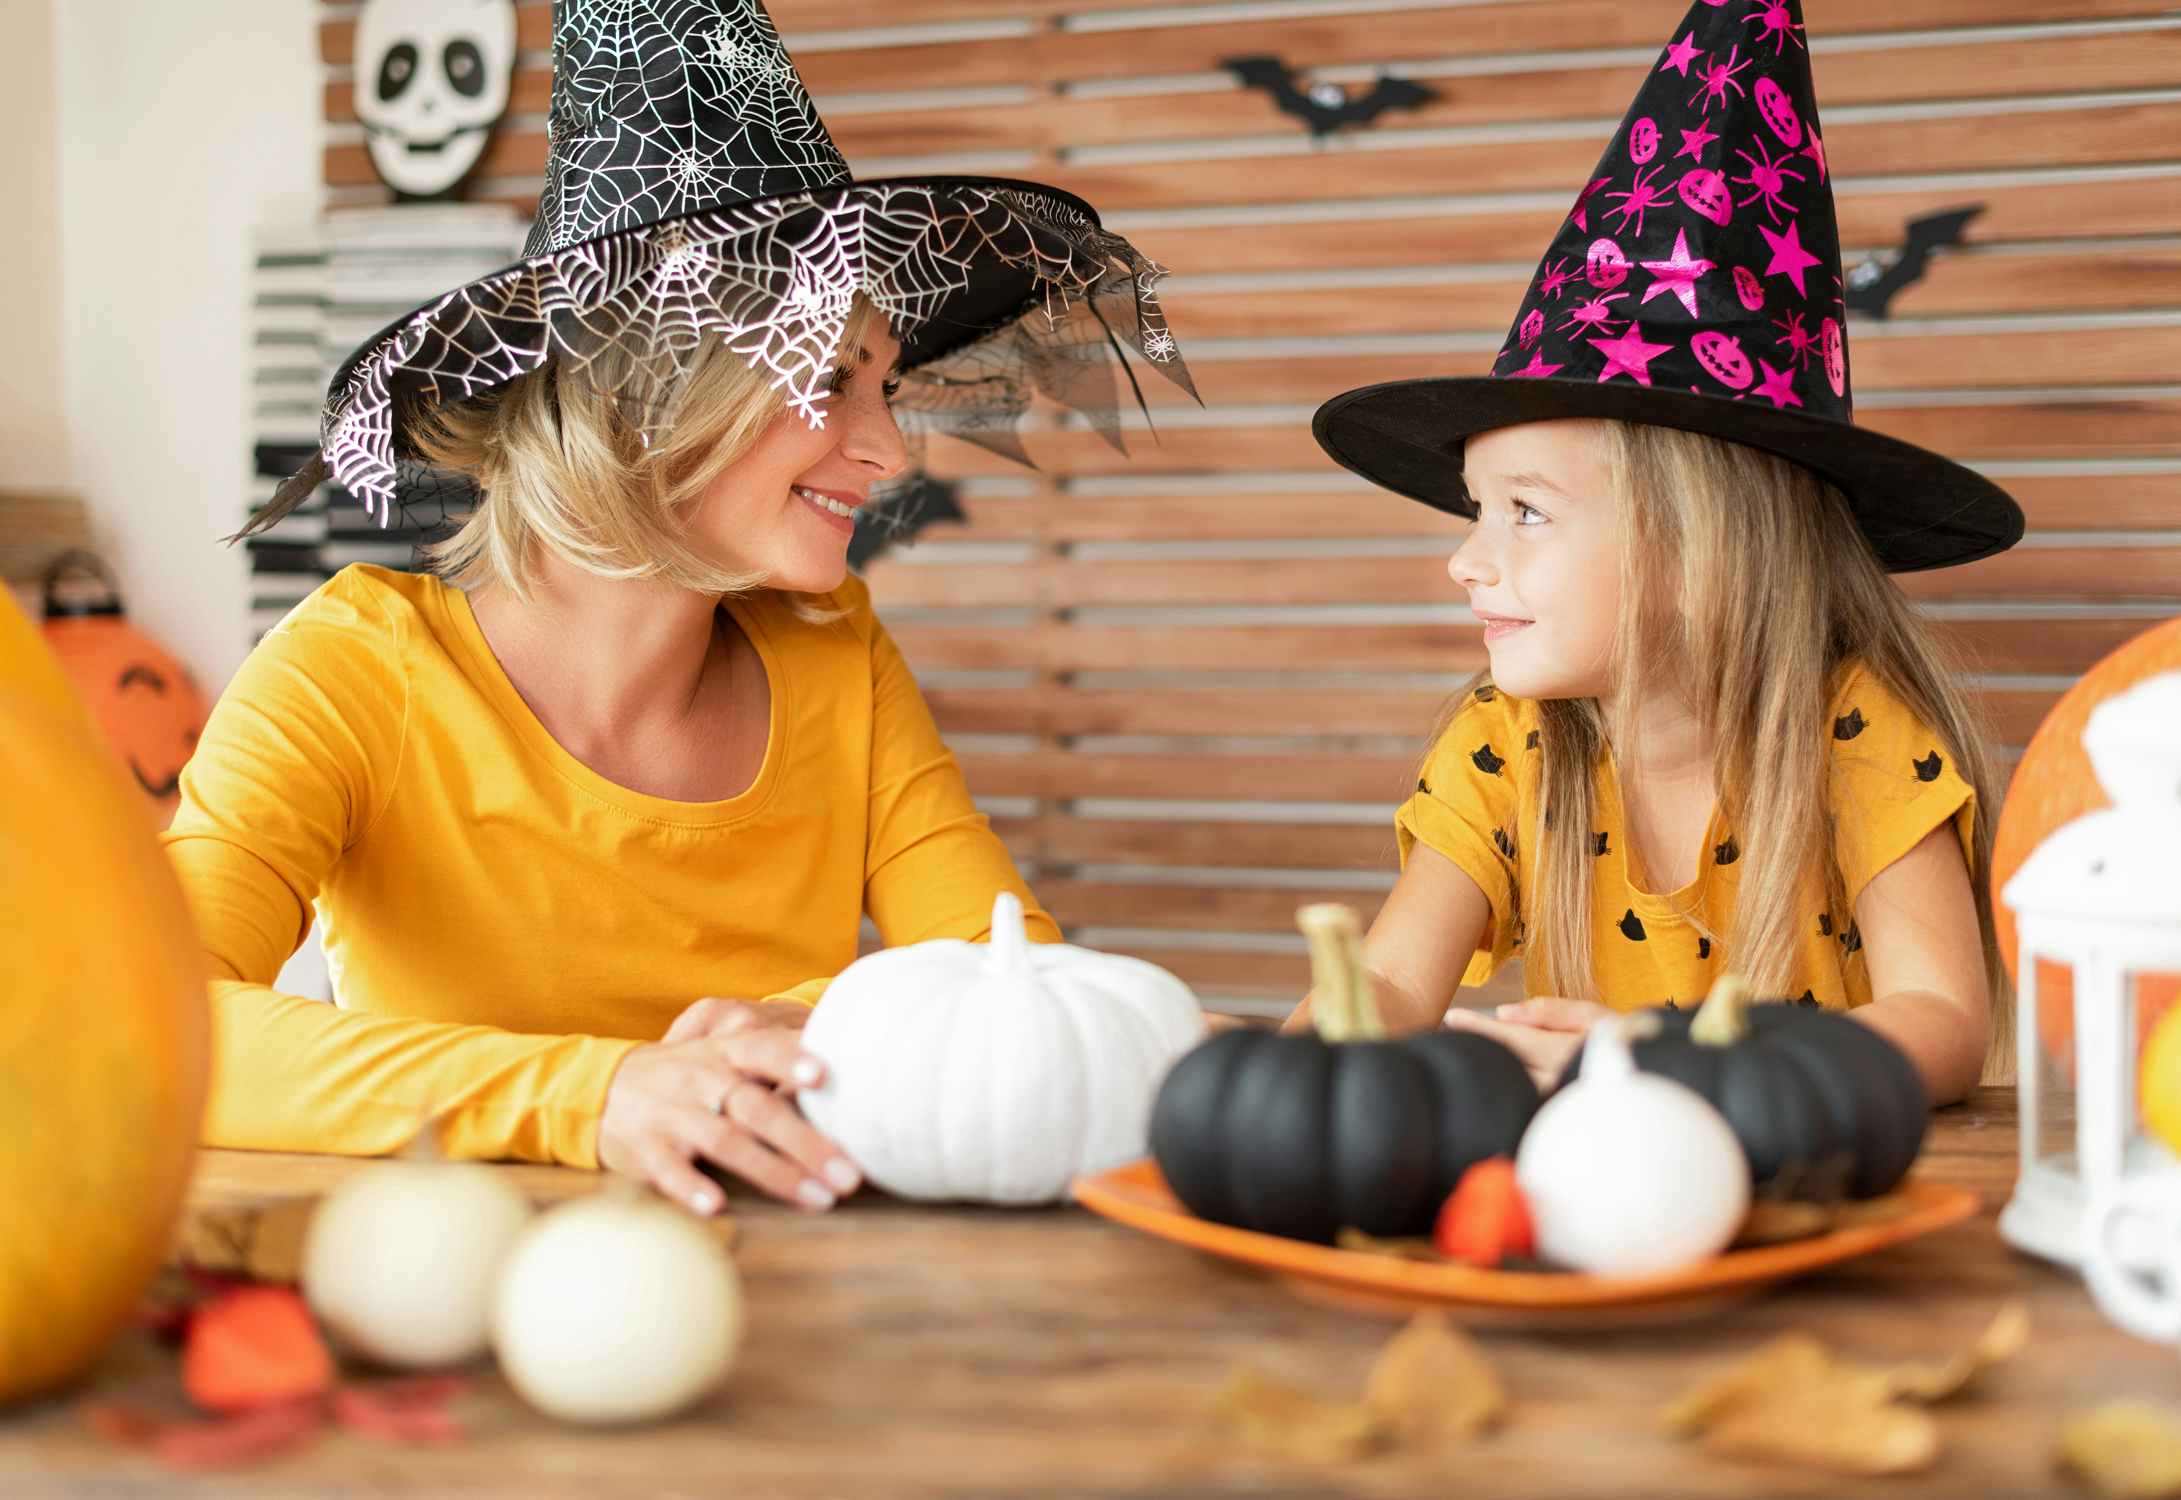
[[176, 0, 1192, 1216]]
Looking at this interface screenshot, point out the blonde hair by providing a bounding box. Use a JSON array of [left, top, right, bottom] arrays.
[[410, 295, 886, 611], [1424, 419, 2011, 1081]]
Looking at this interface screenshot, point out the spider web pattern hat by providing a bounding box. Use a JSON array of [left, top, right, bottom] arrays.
[[1312, 0, 2020, 573], [264, 0, 1196, 532]]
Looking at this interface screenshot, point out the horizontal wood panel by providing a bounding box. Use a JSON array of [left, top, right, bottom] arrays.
[[1125, 176, 2181, 275], [992, 814, 1402, 870], [937, 684, 2065, 747], [324, 0, 2181, 58], [1039, 878, 1401, 933], [1106, 945, 1528, 1002], [1131, 326, 2181, 409], [961, 749, 1412, 801], [327, 97, 2181, 216], [870, 544, 2181, 609], [820, 29, 2181, 157], [894, 614, 2162, 675], [919, 400, 2181, 483], [788, 0, 2181, 95], [1171, 249, 2181, 341], [1041, 101, 2181, 215], [920, 471, 2181, 540]]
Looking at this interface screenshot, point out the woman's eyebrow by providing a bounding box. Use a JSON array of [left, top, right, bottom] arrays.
[[858, 346, 908, 377]]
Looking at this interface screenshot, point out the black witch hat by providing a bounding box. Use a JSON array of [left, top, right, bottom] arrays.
[[1312, 0, 2020, 573], [265, 0, 1196, 532]]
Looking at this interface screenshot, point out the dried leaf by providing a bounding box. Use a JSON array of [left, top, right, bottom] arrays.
[[1214, 1366, 1389, 1464], [1335, 1228, 1443, 1262], [1877, 1299, 2030, 1402], [2059, 1403, 2181, 1499], [1362, 1311, 1506, 1448], [334, 1380, 466, 1446], [1700, 1377, 1941, 1477], [1661, 1333, 1835, 1436], [152, 1399, 328, 1470]]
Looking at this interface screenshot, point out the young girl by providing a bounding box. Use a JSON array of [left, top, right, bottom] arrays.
[[180, 0, 1190, 1216], [1288, 0, 2021, 1108]]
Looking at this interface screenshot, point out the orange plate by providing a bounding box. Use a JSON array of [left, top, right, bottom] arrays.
[[1071, 1160, 1980, 1328]]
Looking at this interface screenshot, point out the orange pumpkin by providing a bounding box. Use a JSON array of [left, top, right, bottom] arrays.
[[39, 551, 209, 829], [1991, 617, 2181, 1080], [0, 586, 209, 1405]]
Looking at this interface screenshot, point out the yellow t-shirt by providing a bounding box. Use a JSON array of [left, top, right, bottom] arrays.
[[164, 565, 1057, 1167], [1394, 664, 1976, 1012]]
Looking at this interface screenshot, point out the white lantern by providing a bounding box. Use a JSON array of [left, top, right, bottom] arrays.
[[1997, 671, 2181, 1276]]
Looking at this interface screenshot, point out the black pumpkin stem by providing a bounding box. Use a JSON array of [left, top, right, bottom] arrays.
[[1298, 903, 1385, 1042], [1690, 972, 1756, 1048]]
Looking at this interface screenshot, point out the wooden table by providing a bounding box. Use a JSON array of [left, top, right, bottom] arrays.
[[8, 1089, 2176, 1497]]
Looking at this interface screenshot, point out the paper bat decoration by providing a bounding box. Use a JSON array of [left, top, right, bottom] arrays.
[[1843, 206, 1984, 319], [847, 477, 969, 572], [1220, 55, 1441, 138]]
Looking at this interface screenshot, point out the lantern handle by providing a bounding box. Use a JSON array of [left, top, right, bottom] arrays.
[[40, 549, 124, 620]]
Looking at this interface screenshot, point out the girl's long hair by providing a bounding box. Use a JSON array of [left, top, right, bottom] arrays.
[[1420, 418, 2011, 1082]]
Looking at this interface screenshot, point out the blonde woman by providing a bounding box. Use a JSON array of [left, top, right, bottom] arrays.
[[1287, 0, 2021, 1105], [179, 0, 1193, 1213]]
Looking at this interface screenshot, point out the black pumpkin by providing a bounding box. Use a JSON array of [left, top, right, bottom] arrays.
[[1556, 979, 1928, 1199], [1149, 905, 1539, 1244]]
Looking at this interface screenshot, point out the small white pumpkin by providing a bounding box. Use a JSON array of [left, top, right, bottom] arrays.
[[492, 1188, 742, 1426], [1514, 1013, 1750, 1276], [301, 1155, 533, 1370], [797, 891, 1206, 1204]]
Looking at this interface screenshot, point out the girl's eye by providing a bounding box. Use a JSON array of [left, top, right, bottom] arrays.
[[1513, 500, 1548, 526], [823, 366, 854, 396], [881, 377, 904, 402]]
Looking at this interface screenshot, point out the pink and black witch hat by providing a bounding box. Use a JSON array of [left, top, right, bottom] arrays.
[[1312, 0, 2021, 572]]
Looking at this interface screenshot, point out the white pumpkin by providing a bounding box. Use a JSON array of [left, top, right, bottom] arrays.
[[796, 891, 1206, 1204], [302, 1155, 533, 1370], [1514, 1014, 1750, 1276], [492, 1188, 742, 1426]]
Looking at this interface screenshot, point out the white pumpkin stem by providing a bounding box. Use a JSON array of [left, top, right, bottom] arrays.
[[1298, 903, 1384, 1042], [986, 890, 1030, 978], [1691, 973, 1756, 1047], [1577, 1012, 1653, 1083]]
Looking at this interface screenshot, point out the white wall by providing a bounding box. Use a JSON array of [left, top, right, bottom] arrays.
[[49, 0, 323, 693], [0, 0, 67, 498]]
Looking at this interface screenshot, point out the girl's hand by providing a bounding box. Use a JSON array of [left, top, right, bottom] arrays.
[[1441, 998, 1617, 1093], [597, 1017, 859, 1216]]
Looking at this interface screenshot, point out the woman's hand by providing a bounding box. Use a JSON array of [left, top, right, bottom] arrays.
[[598, 998, 859, 1216], [1440, 998, 1617, 1093]]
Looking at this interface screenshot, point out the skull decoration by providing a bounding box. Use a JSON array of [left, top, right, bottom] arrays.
[[355, 0, 518, 199]]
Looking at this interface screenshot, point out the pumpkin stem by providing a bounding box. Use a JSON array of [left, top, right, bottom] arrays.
[[1691, 973, 1755, 1047], [986, 890, 1029, 977], [1298, 903, 1384, 1042]]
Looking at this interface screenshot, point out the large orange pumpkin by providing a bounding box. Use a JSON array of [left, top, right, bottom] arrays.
[[39, 551, 209, 829], [0, 586, 209, 1404], [1991, 617, 2181, 1081]]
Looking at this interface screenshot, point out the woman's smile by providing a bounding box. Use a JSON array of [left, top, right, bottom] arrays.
[[793, 483, 863, 536]]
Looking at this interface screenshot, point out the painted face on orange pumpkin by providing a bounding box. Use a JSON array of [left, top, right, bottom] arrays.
[[115, 663, 204, 815]]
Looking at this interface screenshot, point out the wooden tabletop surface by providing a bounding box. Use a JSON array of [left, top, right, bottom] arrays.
[[9, 1087, 2177, 1498]]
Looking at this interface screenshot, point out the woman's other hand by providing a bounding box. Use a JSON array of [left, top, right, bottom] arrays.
[[598, 1002, 859, 1215], [1440, 997, 1616, 1093]]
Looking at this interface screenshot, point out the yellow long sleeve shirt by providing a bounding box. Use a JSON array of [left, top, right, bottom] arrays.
[[164, 564, 1056, 1167]]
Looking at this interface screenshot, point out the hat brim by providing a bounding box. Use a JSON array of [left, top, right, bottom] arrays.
[[325, 174, 1124, 414], [1312, 376, 2024, 574]]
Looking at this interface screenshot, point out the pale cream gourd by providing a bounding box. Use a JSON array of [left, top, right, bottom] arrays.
[[492, 1189, 742, 1425], [797, 891, 1206, 1204], [301, 1155, 534, 1369]]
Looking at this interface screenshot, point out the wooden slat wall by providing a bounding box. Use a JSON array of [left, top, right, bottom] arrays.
[[318, 2, 2181, 1014]]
